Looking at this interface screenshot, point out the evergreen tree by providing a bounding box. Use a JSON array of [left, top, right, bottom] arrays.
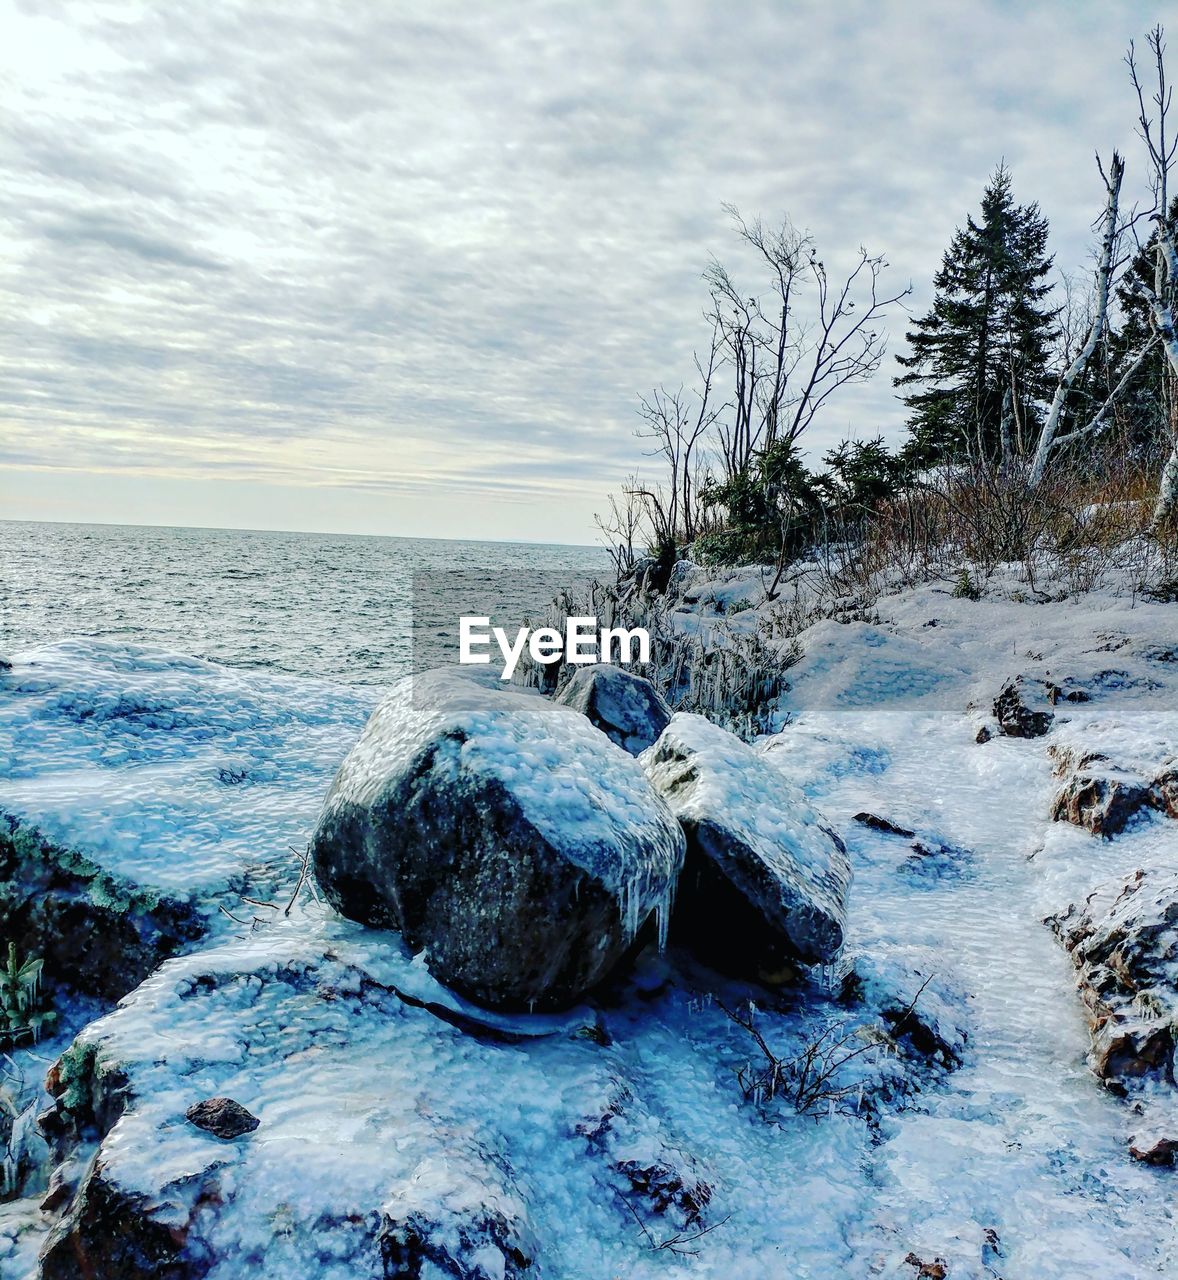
[[896, 165, 1058, 466]]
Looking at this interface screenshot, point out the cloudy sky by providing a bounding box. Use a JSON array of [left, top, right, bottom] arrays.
[[0, 0, 1163, 543]]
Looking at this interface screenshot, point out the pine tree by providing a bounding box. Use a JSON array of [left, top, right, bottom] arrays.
[[896, 165, 1058, 466]]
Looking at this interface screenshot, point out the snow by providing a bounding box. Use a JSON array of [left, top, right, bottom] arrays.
[[3, 576, 1178, 1277]]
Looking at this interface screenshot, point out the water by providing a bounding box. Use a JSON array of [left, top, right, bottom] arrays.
[[0, 521, 609, 684]]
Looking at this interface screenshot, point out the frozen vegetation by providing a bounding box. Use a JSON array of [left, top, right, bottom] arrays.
[[2, 563, 1178, 1278]]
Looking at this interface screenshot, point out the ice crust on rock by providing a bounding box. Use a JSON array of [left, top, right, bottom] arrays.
[[552, 663, 672, 755], [1049, 864, 1178, 1087], [311, 668, 685, 1010], [641, 712, 851, 972]]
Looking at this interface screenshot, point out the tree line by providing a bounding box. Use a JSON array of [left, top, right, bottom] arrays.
[[600, 25, 1178, 586]]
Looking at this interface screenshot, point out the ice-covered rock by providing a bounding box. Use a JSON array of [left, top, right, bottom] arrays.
[[991, 677, 1055, 739], [1150, 759, 1178, 818], [0, 813, 205, 1003], [1049, 761, 1153, 838], [640, 713, 850, 976], [311, 669, 685, 1011], [1048, 865, 1178, 1088], [552, 663, 671, 755], [379, 1147, 538, 1279], [574, 1075, 712, 1226], [843, 949, 970, 1071]]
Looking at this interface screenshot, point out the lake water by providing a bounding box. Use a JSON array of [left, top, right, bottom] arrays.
[[0, 521, 609, 685]]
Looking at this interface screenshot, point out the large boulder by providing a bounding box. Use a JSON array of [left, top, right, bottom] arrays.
[[553, 664, 672, 755], [640, 714, 850, 978], [311, 670, 685, 1011]]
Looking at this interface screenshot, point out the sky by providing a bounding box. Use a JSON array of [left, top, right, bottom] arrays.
[[0, 0, 1165, 544]]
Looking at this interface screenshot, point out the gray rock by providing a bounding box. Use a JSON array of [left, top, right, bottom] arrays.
[[553, 664, 672, 755], [311, 670, 685, 1011], [640, 714, 850, 977]]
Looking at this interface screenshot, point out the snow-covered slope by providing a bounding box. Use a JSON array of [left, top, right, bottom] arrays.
[[3, 579, 1178, 1279]]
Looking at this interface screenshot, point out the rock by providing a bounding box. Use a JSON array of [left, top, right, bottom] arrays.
[[553, 663, 672, 755], [900, 838, 974, 884], [0, 814, 205, 1003], [378, 1149, 539, 1279], [853, 812, 916, 838], [1149, 760, 1178, 819], [1048, 866, 1178, 1088], [575, 1076, 712, 1226], [1050, 766, 1152, 838], [843, 950, 969, 1071], [904, 1254, 948, 1279], [1128, 1132, 1178, 1166], [311, 669, 684, 1011], [185, 1097, 259, 1140], [36, 935, 553, 1280], [992, 677, 1054, 738], [40, 1162, 219, 1280], [640, 713, 850, 975]]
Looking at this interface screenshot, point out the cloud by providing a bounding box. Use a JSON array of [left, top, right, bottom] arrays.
[[0, 0, 1163, 539], [41, 212, 227, 272]]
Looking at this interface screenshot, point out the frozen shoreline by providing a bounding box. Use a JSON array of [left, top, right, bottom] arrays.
[[3, 573, 1178, 1277]]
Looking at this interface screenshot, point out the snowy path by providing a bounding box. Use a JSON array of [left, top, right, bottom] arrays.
[[773, 591, 1178, 1276], [3, 583, 1178, 1279]]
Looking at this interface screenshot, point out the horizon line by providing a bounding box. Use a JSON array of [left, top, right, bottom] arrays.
[[0, 515, 602, 551]]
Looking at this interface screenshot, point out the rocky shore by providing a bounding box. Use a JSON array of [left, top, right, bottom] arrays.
[[2, 567, 1178, 1278]]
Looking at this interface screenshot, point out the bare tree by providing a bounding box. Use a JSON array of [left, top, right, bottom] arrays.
[[706, 207, 910, 481], [1126, 26, 1178, 529], [594, 482, 644, 577], [1029, 151, 1158, 485], [636, 322, 722, 544]]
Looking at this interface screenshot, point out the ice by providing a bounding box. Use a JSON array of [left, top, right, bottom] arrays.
[[4, 574, 1178, 1277]]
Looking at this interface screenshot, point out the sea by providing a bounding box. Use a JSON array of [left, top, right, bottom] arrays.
[[0, 521, 610, 685]]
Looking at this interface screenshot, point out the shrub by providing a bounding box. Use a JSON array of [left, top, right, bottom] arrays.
[[0, 940, 55, 1047]]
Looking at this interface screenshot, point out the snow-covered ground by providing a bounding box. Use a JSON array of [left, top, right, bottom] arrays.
[[2, 576, 1177, 1278]]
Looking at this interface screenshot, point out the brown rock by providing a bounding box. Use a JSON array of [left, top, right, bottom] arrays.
[[1048, 866, 1178, 1090], [1128, 1133, 1178, 1166], [185, 1096, 259, 1140], [904, 1253, 948, 1278], [1149, 761, 1178, 819], [992, 678, 1053, 738], [1050, 768, 1152, 838]]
